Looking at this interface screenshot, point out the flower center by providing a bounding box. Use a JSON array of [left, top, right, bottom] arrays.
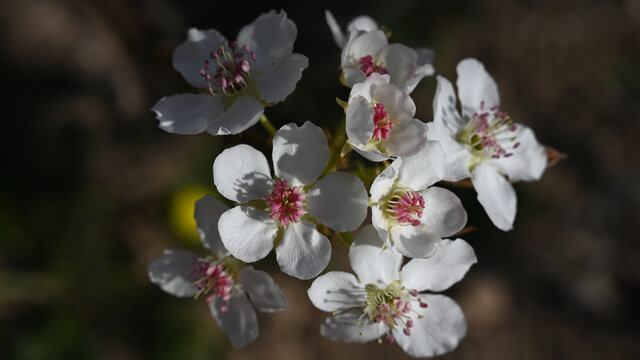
[[200, 41, 257, 96], [382, 187, 425, 227], [455, 101, 520, 165], [372, 103, 393, 141], [264, 179, 307, 227], [359, 55, 389, 77], [357, 280, 428, 343], [192, 258, 235, 312]]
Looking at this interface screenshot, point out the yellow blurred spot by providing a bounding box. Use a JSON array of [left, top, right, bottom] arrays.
[[169, 185, 211, 244]]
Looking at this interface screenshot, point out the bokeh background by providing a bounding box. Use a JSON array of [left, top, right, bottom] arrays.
[[1, 0, 639, 359]]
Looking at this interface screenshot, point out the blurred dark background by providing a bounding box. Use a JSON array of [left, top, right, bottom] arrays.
[[1, 0, 639, 359]]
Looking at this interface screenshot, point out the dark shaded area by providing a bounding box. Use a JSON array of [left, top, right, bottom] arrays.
[[1, 0, 639, 359]]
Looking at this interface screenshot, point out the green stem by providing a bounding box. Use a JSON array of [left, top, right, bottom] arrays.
[[259, 114, 277, 137], [321, 117, 347, 177], [340, 231, 355, 247]]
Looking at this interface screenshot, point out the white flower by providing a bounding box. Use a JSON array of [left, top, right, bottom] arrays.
[[345, 73, 427, 162], [427, 58, 548, 231], [148, 195, 288, 348], [325, 10, 379, 48], [339, 24, 434, 94], [213, 122, 369, 280], [152, 10, 308, 136], [369, 141, 467, 258], [308, 225, 476, 358]]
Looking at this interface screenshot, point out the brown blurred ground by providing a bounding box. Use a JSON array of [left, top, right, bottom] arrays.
[[0, 0, 639, 359]]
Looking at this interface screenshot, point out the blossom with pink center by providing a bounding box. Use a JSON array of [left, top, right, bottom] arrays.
[[308, 225, 477, 358], [338, 24, 434, 94], [426, 58, 548, 231], [148, 195, 288, 348], [345, 74, 428, 162], [152, 10, 308, 136], [213, 122, 368, 280], [264, 179, 307, 226], [369, 141, 467, 258]]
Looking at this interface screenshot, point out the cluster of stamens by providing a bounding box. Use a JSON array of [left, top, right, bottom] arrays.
[[359, 55, 389, 77], [457, 100, 521, 159], [264, 179, 307, 227], [199, 41, 257, 96], [357, 280, 428, 344], [383, 188, 425, 227], [372, 103, 394, 141], [192, 258, 235, 312]]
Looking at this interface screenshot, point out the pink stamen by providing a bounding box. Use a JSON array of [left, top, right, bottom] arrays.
[[359, 55, 389, 77], [193, 260, 235, 311], [392, 191, 425, 226], [372, 103, 393, 141], [200, 43, 256, 95], [385, 335, 395, 344], [264, 179, 307, 227], [466, 102, 521, 160]]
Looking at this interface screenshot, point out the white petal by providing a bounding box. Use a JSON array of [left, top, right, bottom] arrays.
[[173, 28, 227, 88], [308, 271, 365, 312], [348, 73, 388, 102], [306, 172, 368, 232], [350, 225, 402, 286], [390, 224, 440, 259], [385, 118, 428, 158], [346, 96, 375, 146], [492, 124, 547, 181], [372, 82, 416, 123], [471, 162, 516, 231], [324, 10, 345, 48], [370, 158, 400, 202], [152, 93, 222, 135], [405, 62, 435, 94], [238, 266, 288, 312], [342, 30, 387, 69], [148, 249, 198, 298], [425, 121, 472, 181], [397, 140, 445, 190], [342, 66, 368, 88], [351, 144, 390, 162], [237, 10, 297, 73], [209, 288, 259, 348], [378, 43, 430, 94], [420, 187, 467, 238], [415, 47, 435, 68], [272, 122, 329, 186], [218, 206, 277, 262], [275, 222, 331, 280], [209, 96, 264, 135], [400, 239, 477, 292], [256, 53, 308, 104], [194, 195, 229, 257], [320, 311, 387, 343], [433, 75, 464, 132], [347, 16, 379, 34], [456, 58, 500, 117], [393, 295, 466, 358], [371, 206, 391, 245], [213, 144, 273, 203]]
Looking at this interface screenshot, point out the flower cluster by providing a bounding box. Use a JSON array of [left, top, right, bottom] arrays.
[[148, 8, 552, 357]]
